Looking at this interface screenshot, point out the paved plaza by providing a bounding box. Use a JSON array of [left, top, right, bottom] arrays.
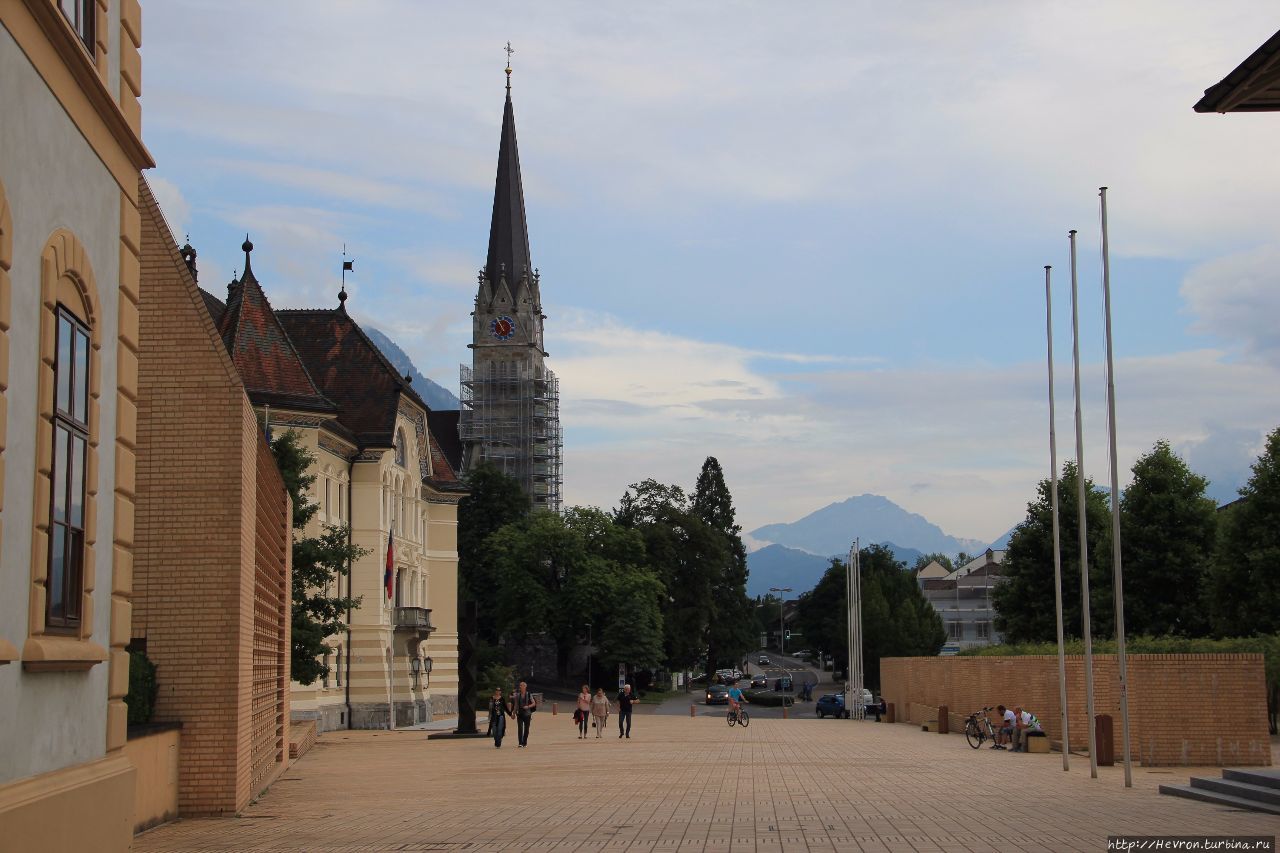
[[136, 714, 1278, 852]]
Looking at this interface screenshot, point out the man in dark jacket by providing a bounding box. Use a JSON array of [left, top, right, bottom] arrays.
[[515, 681, 537, 748], [617, 683, 637, 739]]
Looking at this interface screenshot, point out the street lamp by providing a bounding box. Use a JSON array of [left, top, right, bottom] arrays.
[[422, 656, 433, 688], [409, 655, 421, 688], [769, 587, 792, 654]]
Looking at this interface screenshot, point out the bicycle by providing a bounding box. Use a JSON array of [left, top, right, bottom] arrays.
[[726, 706, 750, 727], [964, 707, 1005, 749]]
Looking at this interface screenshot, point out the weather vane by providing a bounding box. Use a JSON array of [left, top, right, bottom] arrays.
[[340, 243, 353, 306], [505, 41, 514, 90]]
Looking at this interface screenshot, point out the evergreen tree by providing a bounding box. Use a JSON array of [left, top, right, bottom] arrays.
[[1208, 426, 1280, 636], [1120, 440, 1217, 636], [993, 461, 1112, 643], [693, 457, 756, 673], [270, 430, 364, 686]]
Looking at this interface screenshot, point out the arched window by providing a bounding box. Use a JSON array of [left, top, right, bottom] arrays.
[[394, 427, 406, 468]]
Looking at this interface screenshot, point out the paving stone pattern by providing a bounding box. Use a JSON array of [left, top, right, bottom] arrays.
[[135, 716, 1279, 852]]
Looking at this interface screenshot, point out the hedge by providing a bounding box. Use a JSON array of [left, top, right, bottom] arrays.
[[125, 649, 158, 725], [958, 634, 1280, 734]]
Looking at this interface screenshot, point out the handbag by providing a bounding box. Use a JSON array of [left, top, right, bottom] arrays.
[[573, 708, 583, 724]]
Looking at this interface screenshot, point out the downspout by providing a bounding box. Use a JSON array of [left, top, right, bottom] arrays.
[[345, 453, 354, 729]]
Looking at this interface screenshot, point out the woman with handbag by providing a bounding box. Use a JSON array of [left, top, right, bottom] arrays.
[[590, 687, 610, 738], [488, 687, 512, 748], [575, 684, 592, 738]]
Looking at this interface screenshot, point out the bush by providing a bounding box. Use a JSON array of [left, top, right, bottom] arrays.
[[125, 649, 158, 725], [475, 661, 515, 703], [959, 634, 1280, 735]]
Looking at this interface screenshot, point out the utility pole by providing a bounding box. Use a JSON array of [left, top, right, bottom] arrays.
[[769, 587, 792, 654]]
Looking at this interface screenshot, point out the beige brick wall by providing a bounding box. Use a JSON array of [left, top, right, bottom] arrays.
[[881, 653, 1272, 767], [133, 179, 289, 815]]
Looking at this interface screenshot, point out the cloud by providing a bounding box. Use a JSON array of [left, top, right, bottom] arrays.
[[1178, 425, 1268, 505], [1182, 244, 1280, 365], [147, 176, 191, 244], [558, 312, 1280, 541]]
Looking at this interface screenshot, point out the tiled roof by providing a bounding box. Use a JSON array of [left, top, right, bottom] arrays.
[[200, 288, 226, 327], [277, 308, 463, 487], [427, 410, 463, 474], [214, 244, 336, 415]]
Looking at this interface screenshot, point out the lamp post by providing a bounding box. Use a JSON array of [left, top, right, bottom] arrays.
[[423, 656, 433, 689], [769, 587, 792, 654], [410, 655, 421, 689]]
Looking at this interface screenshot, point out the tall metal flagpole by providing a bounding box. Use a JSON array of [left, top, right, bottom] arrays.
[[846, 540, 857, 719], [1099, 187, 1133, 787], [853, 545, 864, 720], [1045, 265, 1071, 771], [1070, 229, 1099, 778]]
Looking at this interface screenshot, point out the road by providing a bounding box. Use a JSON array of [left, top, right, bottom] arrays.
[[656, 650, 831, 719]]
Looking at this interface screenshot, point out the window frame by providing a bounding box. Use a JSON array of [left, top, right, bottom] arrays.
[[46, 306, 92, 633], [57, 0, 95, 55]]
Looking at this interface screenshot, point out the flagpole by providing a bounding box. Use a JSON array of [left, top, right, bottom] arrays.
[[1099, 187, 1133, 787], [846, 539, 856, 719], [386, 521, 396, 731], [1070, 229, 1099, 778], [1045, 264, 1071, 771]]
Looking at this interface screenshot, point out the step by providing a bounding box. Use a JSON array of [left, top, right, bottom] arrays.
[[1223, 768, 1280, 790], [1159, 783, 1280, 816], [1191, 776, 1280, 806]]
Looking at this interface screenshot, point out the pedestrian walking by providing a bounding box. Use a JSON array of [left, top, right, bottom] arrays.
[[574, 684, 592, 739], [515, 680, 537, 748], [590, 687, 609, 738], [617, 683, 637, 739], [488, 687, 511, 749]]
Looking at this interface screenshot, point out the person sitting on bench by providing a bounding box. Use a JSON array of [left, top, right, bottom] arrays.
[[1010, 706, 1042, 752]]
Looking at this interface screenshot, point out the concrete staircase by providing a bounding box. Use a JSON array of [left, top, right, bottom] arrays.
[[1159, 768, 1280, 815]]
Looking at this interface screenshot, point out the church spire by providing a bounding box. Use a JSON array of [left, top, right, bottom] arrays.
[[485, 46, 533, 299]]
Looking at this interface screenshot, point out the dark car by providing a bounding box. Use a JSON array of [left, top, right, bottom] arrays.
[[750, 674, 768, 689], [705, 684, 730, 705], [816, 693, 849, 719]]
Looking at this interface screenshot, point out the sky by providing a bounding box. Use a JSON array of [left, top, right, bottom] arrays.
[[142, 2, 1280, 544]]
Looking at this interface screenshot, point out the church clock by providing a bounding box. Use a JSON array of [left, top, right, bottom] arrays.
[[490, 315, 517, 340]]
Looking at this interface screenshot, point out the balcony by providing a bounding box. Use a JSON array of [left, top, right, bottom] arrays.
[[393, 607, 434, 636]]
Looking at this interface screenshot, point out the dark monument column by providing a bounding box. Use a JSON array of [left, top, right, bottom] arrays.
[[455, 601, 479, 734]]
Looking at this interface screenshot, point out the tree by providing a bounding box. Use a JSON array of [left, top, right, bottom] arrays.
[[1208, 426, 1280, 636], [792, 544, 944, 689], [457, 463, 530, 644], [993, 461, 1113, 644], [1120, 440, 1217, 637], [270, 430, 364, 686], [693, 457, 755, 673], [912, 553, 954, 574]]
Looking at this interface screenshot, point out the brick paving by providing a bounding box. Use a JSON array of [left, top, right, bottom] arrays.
[[135, 715, 1278, 852]]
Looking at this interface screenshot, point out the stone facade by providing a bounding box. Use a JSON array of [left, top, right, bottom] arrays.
[[0, 2, 152, 849]]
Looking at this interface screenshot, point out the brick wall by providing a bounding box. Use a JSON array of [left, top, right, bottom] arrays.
[[133, 178, 290, 815], [881, 653, 1271, 767]]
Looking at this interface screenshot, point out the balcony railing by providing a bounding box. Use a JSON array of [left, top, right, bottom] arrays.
[[393, 607, 433, 632]]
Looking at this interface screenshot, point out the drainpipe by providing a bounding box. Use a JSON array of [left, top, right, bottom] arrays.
[[345, 454, 354, 729]]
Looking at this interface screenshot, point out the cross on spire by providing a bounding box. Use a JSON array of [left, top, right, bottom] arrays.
[[505, 41, 514, 92]]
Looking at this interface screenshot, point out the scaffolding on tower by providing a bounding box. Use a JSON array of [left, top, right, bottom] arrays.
[[459, 357, 562, 512]]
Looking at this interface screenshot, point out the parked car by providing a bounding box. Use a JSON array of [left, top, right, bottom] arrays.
[[750, 674, 768, 689], [705, 684, 730, 705], [732, 668, 743, 680], [816, 693, 848, 719]]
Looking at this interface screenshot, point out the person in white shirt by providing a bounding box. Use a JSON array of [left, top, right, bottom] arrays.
[[1011, 706, 1042, 752]]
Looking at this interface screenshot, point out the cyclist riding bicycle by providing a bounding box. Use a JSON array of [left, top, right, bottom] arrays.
[[727, 683, 749, 719]]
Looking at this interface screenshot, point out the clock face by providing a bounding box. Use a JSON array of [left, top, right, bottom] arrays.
[[490, 315, 516, 340]]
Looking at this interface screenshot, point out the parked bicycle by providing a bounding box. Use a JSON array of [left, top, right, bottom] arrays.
[[964, 707, 1005, 749], [726, 706, 750, 727]]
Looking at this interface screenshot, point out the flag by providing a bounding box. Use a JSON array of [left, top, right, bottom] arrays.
[[385, 522, 395, 602]]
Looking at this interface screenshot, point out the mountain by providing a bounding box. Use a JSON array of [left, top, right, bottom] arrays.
[[987, 525, 1017, 550], [364, 327, 460, 411], [880, 541, 924, 568], [746, 544, 834, 598], [749, 494, 987, 561]]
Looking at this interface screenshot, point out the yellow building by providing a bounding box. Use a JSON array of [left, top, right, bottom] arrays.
[[199, 245, 466, 730], [0, 0, 152, 849]]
